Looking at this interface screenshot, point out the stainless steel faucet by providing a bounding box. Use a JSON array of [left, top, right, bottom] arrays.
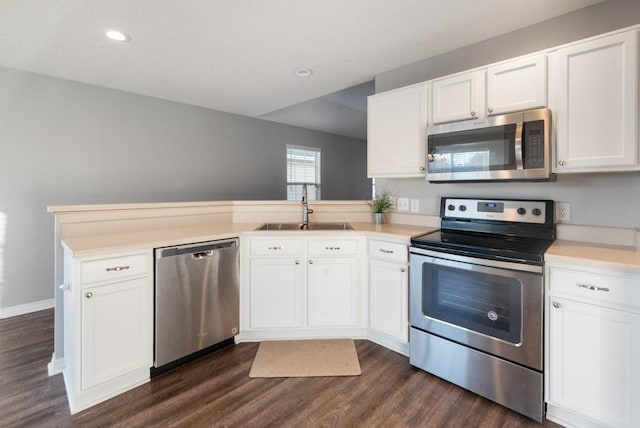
[[301, 183, 314, 229]]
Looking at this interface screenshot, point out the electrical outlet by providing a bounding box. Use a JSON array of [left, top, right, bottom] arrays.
[[397, 197, 409, 211], [410, 199, 420, 213], [557, 202, 571, 222]]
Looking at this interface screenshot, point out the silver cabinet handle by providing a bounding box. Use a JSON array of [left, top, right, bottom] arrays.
[[470, 111, 476, 117], [558, 160, 566, 166], [400, 267, 406, 273], [58, 283, 70, 291], [577, 283, 610, 292], [85, 292, 93, 299], [419, 166, 425, 171], [324, 246, 341, 251], [295, 260, 300, 265], [106, 266, 130, 272], [379, 249, 394, 254], [552, 301, 561, 308], [309, 260, 314, 264], [488, 107, 494, 114], [267, 246, 282, 251]]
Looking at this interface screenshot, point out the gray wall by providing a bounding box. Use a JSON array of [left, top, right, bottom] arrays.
[[0, 66, 370, 310], [375, 0, 640, 229]]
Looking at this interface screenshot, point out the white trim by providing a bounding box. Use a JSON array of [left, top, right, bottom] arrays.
[[48, 354, 65, 376], [0, 298, 54, 319]]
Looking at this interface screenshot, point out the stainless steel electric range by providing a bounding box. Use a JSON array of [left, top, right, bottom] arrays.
[[409, 197, 555, 422]]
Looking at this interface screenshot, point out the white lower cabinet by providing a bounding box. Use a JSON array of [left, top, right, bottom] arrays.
[[242, 235, 366, 339], [367, 239, 409, 355], [81, 278, 151, 390], [546, 265, 640, 427], [62, 249, 153, 414], [249, 257, 305, 329], [307, 257, 358, 327]]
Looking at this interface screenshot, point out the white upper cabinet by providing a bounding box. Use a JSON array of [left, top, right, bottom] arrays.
[[486, 54, 547, 115], [553, 30, 639, 172], [431, 70, 484, 124], [367, 83, 428, 178], [431, 55, 547, 124]]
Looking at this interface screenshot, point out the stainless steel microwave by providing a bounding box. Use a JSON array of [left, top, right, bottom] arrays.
[[426, 108, 552, 182]]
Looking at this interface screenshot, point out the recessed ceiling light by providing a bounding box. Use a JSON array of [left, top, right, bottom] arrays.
[[294, 68, 313, 77], [105, 30, 131, 42]]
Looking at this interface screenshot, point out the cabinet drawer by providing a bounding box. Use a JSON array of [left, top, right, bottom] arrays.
[[250, 239, 304, 257], [369, 240, 408, 263], [81, 253, 150, 285], [307, 239, 358, 256], [548, 267, 640, 309]]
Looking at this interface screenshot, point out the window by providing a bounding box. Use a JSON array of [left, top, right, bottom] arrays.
[[287, 145, 321, 201]]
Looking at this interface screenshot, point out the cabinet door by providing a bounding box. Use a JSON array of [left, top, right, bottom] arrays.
[[307, 257, 359, 327], [81, 278, 152, 390], [486, 54, 547, 115], [432, 70, 483, 124], [249, 258, 305, 328], [369, 259, 408, 341], [548, 297, 640, 427], [555, 31, 638, 172], [367, 83, 428, 178]]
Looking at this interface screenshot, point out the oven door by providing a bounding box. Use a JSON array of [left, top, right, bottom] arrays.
[[409, 248, 543, 370]]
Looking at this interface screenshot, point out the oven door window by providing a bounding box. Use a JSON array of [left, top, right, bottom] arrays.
[[427, 124, 516, 174], [422, 263, 522, 344]]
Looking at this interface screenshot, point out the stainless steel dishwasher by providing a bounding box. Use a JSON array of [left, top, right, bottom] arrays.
[[154, 238, 239, 369]]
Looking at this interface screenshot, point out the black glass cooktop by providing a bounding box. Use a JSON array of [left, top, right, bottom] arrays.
[[411, 229, 554, 265]]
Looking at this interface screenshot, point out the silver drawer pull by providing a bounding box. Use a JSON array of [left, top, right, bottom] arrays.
[[400, 267, 406, 273], [552, 301, 561, 308], [379, 249, 394, 254], [106, 265, 130, 272], [85, 292, 93, 299], [325, 246, 341, 251], [577, 283, 610, 292], [267, 246, 283, 250]]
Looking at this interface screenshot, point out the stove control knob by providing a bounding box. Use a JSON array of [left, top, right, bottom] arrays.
[[447, 204, 455, 211], [532, 208, 542, 216], [459, 205, 467, 212], [517, 207, 526, 215]]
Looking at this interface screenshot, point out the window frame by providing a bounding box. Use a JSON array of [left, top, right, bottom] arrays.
[[286, 145, 321, 201]]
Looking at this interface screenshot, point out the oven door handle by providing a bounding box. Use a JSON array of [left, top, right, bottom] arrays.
[[515, 121, 524, 170], [410, 247, 542, 274]]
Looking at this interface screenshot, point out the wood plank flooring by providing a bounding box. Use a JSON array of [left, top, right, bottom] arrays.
[[0, 309, 560, 427]]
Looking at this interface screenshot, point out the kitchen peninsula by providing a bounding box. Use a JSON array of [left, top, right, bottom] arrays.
[[48, 199, 437, 414]]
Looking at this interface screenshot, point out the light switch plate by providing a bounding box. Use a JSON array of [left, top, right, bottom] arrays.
[[397, 197, 409, 211], [410, 199, 420, 212]]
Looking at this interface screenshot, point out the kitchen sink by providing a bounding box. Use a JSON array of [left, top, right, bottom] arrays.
[[256, 222, 353, 231]]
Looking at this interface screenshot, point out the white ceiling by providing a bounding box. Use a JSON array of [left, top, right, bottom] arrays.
[[1, 0, 602, 137]]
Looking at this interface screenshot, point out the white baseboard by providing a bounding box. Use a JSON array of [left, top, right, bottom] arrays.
[[48, 354, 65, 376], [0, 298, 54, 319]]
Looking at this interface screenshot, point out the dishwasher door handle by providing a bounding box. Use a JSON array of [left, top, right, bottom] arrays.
[[192, 250, 214, 259]]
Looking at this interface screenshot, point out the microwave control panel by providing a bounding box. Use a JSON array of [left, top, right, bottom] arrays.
[[523, 120, 545, 169]]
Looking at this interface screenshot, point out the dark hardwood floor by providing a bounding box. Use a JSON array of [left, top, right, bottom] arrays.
[[0, 309, 560, 427]]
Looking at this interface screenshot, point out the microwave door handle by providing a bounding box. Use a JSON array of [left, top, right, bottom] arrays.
[[515, 122, 524, 170]]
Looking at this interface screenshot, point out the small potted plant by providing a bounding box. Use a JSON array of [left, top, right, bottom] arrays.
[[369, 190, 394, 225]]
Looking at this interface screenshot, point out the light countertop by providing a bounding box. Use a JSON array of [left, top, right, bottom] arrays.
[[546, 240, 640, 275], [63, 222, 436, 258]]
